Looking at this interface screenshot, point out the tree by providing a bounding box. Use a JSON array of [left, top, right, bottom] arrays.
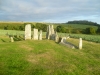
[[90, 27, 96, 34], [97, 26, 100, 34], [85, 27, 96, 34], [35, 23, 47, 32], [56, 25, 66, 33]]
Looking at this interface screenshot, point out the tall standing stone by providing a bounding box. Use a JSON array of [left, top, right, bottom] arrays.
[[46, 25, 51, 39], [25, 24, 31, 40], [51, 25, 54, 34], [46, 25, 55, 39], [55, 32, 59, 42], [33, 28, 38, 40], [39, 30, 42, 40], [79, 38, 82, 49]]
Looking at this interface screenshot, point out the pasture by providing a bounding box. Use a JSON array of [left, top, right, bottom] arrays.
[[0, 30, 100, 75]]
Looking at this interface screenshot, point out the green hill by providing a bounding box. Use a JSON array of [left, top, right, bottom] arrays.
[[0, 35, 100, 75]]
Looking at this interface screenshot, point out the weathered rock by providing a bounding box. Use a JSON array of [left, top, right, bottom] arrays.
[[59, 37, 75, 49], [55, 32, 59, 42], [25, 24, 31, 40], [33, 28, 38, 40], [39, 30, 42, 40], [79, 38, 82, 49], [46, 25, 58, 41], [10, 37, 14, 42]]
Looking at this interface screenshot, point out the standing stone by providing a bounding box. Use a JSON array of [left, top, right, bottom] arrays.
[[55, 32, 59, 42], [10, 37, 14, 42], [46, 25, 51, 39], [46, 25, 58, 41], [25, 24, 31, 40], [51, 25, 54, 34], [33, 28, 38, 40], [39, 30, 42, 40], [79, 38, 82, 49]]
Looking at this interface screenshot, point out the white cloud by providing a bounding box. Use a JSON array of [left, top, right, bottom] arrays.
[[0, 0, 100, 23]]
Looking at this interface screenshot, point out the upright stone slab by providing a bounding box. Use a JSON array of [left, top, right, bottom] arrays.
[[33, 28, 38, 40], [79, 38, 82, 49], [46, 25, 58, 41], [39, 30, 42, 40], [10, 37, 14, 42], [25, 24, 31, 40], [51, 25, 54, 34], [46, 25, 51, 39], [55, 32, 59, 42]]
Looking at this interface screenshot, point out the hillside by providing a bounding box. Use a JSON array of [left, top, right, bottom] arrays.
[[0, 35, 100, 75]]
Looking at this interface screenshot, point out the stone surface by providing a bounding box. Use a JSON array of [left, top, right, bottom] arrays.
[[25, 24, 31, 40], [46, 25, 57, 40], [10, 37, 14, 42], [39, 30, 42, 40], [79, 38, 82, 49], [33, 28, 38, 40], [59, 37, 76, 49], [55, 32, 59, 42], [46, 25, 51, 39]]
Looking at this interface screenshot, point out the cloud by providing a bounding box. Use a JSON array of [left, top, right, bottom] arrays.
[[0, 0, 100, 23]]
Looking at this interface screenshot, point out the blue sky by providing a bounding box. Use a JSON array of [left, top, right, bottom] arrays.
[[0, 0, 100, 23]]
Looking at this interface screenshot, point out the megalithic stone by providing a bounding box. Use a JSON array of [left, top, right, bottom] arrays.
[[46, 25, 51, 39], [51, 25, 54, 34], [46, 25, 49, 39], [39, 30, 42, 40], [10, 37, 14, 42], [79, 38, 82, 49], [25, 24, 31, 40], [33, 28, 38, 40], [55, 32, 59, 42]]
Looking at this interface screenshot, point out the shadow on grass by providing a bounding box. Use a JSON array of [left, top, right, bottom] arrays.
[[8, 35, 24, 42], [1, 39, 6, 42], [13, 35, 24, 41]]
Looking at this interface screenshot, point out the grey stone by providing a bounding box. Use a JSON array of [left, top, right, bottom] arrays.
[[25, 24, 31, 40], [46, 25, 58, 41], [33, 28, 38, 40], [10, 37, 14, 42], [39, 30, 42, 40], [59, 37, 75, 49], [46, 25, 51, 39], [79, 38, 82, 49]]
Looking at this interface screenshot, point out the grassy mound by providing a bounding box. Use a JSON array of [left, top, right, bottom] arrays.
[[0, 36, 100, 75]]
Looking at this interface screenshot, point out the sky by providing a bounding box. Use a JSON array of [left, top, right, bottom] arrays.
[[0, 0, 100, 23]]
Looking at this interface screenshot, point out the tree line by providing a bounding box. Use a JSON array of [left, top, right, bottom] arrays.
[[0, 23, 47, 32], [66, 20, 100, 26], [56, 25, 100, 34]]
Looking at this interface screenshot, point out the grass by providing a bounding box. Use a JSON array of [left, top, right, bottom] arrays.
[[0, 34, 100, 75], [0, 29, 100, 43]]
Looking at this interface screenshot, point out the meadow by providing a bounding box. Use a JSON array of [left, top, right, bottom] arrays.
[[0, 30, 100, 75]]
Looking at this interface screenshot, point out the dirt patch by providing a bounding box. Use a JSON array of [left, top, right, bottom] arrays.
[[19, 44, 33, 51], [27, 50, 55, 64]]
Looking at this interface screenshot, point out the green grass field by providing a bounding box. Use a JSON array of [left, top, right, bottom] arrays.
[[0, 32, 100, 75]]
